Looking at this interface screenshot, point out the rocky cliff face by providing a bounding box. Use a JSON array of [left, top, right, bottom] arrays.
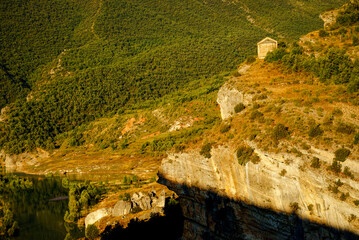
[[217, 82, 253, 120], [158, 145, 359, 239]]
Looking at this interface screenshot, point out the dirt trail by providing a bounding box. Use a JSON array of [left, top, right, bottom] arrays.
[[91, 0, 103, 39]]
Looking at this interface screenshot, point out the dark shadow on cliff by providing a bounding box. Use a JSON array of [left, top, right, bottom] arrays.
[[101, 197, 184, 240], [157, 174, 359, 240]]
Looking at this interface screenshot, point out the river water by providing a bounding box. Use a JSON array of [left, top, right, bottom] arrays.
[[3, 174, 81, 240]]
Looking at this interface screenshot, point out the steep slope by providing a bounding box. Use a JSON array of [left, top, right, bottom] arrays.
[[0, 0, 346, 154], [159, 61, 359, 239]]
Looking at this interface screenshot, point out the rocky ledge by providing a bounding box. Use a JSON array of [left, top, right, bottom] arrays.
[[85, 189, 165, 227]]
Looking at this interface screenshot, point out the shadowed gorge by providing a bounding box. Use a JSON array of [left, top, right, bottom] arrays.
[[158, 175, 359, 240]]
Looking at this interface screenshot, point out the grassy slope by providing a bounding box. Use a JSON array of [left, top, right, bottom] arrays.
[[0, 0, 346, 154]]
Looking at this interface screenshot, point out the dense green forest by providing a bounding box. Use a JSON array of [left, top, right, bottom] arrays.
[[0, 0, 347, 153]]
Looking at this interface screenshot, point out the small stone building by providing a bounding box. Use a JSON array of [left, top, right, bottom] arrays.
[[257, 37, 277, 59]]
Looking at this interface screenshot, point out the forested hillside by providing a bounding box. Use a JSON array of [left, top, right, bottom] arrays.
[[0, 0, 346, 153]]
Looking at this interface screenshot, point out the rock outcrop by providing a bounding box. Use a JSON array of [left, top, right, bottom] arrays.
[[85, 189, 166, 227], [217, 83, 252, 120], [112, 200, 132, 217], [320, 10, 339, 30], [85, 208, 111, 227], [0, 150, 44, 172], [158, 145, 359, 240]]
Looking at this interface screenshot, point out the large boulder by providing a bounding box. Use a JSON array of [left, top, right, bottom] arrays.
[[131, 192, 152, 210], [112, 200, 132, 217], [85, 208, 111, 227]]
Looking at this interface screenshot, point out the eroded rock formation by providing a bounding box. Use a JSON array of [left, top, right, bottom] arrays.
[[217, 83, 252, 120], [158, 145, 359, 240], [85, 189, 166, 227]]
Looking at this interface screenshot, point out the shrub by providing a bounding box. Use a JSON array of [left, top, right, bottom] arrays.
[[334, 148, 351, 162], [252, 94, 268, 101], [340, 192, 349, 201], [232, 70, 241, 77], [290, 202, 300, 212], [280, 169, 287, 176], [220, 124, 231, 133], [301, 142, 310, 150], [319, 29, 329, 37], [328, 184, 339, 194], [250, 110, 264, 120], [291, 148, 302, 157], [354, 200, 359, 206], [310, 157, 321, 168], [332, 108, 343, 116], [131, 206, 142, 213], [234, 103, 245, 113], [348, 214, 357, 223], [200, 143, 212, 158], [335, 179, 344, 187], [119, 193, 131, 201], [336, 123, 356, 135], [353, 35, 359, 46], [246, 55, 256, 63], [329, 160, 342, 173], [265, 48, 288, 62], [85, 224, 99, 240], [236, 146, 258, 165], [354, 133, 359, 144], [307, 204, 313, 212], [343, 166, 354, 179], [308, 125, 324, 138], [272, 124, 290, 141]]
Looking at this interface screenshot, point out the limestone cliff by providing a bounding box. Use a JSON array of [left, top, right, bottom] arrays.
[[158, 62, 359, 240], [158, 145, 359, 240]]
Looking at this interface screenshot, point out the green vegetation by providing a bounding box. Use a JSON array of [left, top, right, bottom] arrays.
[[234, 103, 246, 113], [220, 124, 231, 133], [334, 148, 351, 162], [319, 29, 329, 37], [0, 0, 346, 154], [354, 133, 359, 144], [328, 184, 339, 194], [236, 145, 259, 165], [0, 200, 19, 238], [335, 179, 344, 187], [329, 160, 342, 173], [310, 157, 321, 168], [272, 123, 290, 141], [340, 192, 350, 201], [64, 180, 106, 222], [308, 125, 324, 138], [265, 44, 359, 93], [289, 202, 300, 212], [200, 143, 212, 159], [337, 1, 359, 26], [336, 123, 356, 135], [344, 166, 355, 179], [85, 224, 99, 240]]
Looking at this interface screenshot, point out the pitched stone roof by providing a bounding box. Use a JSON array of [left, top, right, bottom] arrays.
[[257, 37, 277, 45]]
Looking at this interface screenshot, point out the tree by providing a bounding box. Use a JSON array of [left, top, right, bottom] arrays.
[[85, 224, 99, 240]]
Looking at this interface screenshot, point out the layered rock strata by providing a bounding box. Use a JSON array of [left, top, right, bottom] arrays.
[[158, 146, 359, 240]]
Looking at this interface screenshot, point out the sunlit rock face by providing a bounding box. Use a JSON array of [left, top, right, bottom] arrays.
[[158, 145, 359, 240], [217, 84, 252, 120]]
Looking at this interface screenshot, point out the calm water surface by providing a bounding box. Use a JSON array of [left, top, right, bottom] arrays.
[[5, 174, 74, 240]]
